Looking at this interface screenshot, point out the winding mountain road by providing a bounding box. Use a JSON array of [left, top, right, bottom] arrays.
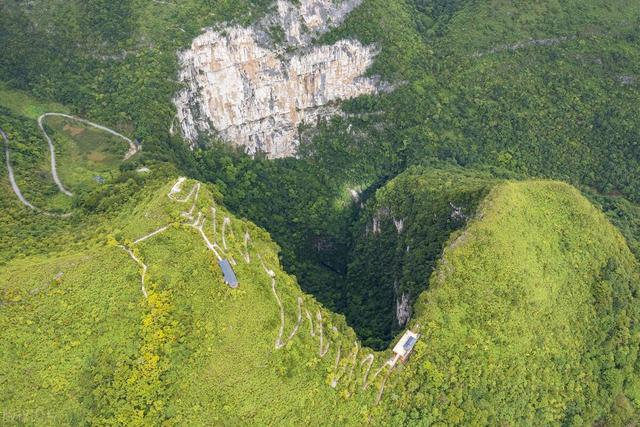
[[360, 354, 375, 389], [3, 113, 138, 214], [122, 177, 395, 403], [2, 127, 71, 217], [242, 231, 251, 263], [331, 342, 359, 388], [134, 225, 170, 244], [2, 128, 37, 211], [118, 245, 149, 298], [38, 113, 139, 197]]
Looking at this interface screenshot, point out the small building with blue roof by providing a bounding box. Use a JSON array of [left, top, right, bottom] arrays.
[[218, 259, 239, 288], [391, 330, 420, 365]]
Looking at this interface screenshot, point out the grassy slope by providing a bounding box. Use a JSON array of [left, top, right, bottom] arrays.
[[44, 115, 131, 192], [0, 177, 392, 424], [385, 181, 640, 425], [0, 83, 68, 119], [116, 180, 378, 424], [0, 85, 73, 211], [0, 250, 144, 424], [2, 173, 639, 424], [259, 0, 640, 327]]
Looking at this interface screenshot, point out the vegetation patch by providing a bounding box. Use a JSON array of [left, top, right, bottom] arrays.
[[43, 115, 131, 191], [344, 167, 498, 348], [386, 181, 640, 425]]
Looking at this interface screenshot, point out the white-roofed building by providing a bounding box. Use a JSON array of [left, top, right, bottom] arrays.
[[390, 330, 420, 366]]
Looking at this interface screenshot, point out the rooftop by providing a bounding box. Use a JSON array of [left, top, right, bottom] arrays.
[[218, 259, 239, 288], [392, 330, 419, 357]]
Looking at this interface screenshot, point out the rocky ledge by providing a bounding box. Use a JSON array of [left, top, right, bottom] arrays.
[[174, 0, 385, 158]]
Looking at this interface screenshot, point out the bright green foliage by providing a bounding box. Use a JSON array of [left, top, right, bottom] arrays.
[[2, 176, 638, 424], [0, 176, 385, 424], [0, 83, 68, 119], [0, 249, 144, 424], [0, 86, 136, 210], [3, 0, 640, 346], [345, 167, 497, 348], [2, 0, 640, 423], [43, 115, 132, 192], [0, 88, 161, 263], [385, 181, 640, 424]]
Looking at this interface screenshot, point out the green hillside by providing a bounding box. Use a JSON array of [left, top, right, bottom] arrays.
[[0, 175, 385, 424], [344, 167, 498, 348], [386, 180, 640, 425], [2, 170, 638, 424], [2, 0, 640, 424]]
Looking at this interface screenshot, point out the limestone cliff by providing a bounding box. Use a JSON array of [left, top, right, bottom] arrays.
[[174, 0, 384, 158], [396, 292, 411, 327]]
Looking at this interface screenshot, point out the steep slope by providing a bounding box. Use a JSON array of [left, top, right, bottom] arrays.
[[385, 181, 640, 425], [184, 0, 640, 353], [344, 167, 498, 348], [175, 0, 384, 157], [2, 172, 638, 424], [0, 176, 392, 424]]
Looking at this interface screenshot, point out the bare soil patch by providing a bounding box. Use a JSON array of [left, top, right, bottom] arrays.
[[63, 124, 85, 136]]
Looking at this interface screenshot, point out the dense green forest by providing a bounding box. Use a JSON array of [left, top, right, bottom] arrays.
[[192, 0, 640, 347], [387, 181, 640, 425], [3, 2, 640, 344], [343, 167, 497, 348], [2, 0, 640, 423], [2, 170, 638, 424]]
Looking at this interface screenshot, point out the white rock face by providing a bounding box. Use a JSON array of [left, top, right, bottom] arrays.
[[396, 292, 411, 327], [276, 0, 364, 45], [175, 0, 384, 158], [393, 217, 404, 234]]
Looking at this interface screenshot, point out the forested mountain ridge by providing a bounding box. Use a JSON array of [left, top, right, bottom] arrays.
[[1, 166, 638, 424], [343, 167, 498, 348], [2, 0, 640, 424], [388, 180, 640, 425]]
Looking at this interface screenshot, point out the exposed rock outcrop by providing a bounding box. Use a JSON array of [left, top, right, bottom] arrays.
[[276, 0, 364, 45], [393, 218, 404, 234], [396, 292, 411, 327], [449, 202, 468, 221], [175, 0, 385, 158]]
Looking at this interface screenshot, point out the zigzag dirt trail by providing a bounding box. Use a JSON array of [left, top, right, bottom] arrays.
[[119, 177, 396, 403]]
